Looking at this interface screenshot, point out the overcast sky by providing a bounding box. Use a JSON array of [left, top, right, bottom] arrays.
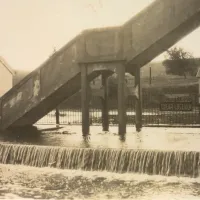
[[1, 0, 200, 71]]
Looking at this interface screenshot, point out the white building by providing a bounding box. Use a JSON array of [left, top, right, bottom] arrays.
[[13, 70, 29, 86], [0, 56, 15, 97]]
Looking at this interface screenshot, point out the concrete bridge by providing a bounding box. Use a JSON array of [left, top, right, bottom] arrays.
[[1, 0, 200, 136]]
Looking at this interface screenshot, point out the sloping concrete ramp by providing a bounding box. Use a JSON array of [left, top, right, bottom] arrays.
[[1, 0, 200, 130]]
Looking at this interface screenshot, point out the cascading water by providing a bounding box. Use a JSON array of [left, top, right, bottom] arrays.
[[0, 143, 199, 178]]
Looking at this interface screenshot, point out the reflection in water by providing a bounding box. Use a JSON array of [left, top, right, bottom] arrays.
[[119, 135, 126, 142], [135, 132, 143, 149], [0, 125, 200, 151], [81, 135, 91, 148], [0, 126, 44, 145], [0, 126, 135, 149]]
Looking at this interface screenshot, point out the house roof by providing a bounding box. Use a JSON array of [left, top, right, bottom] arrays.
[[0, 56, 15, 75]]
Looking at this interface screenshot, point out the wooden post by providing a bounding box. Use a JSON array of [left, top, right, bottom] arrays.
[[81, 64, 90, 136], [55, 107, 60, 127], [117, 64, 126, 136], [101, 72, 109, 132], [135, 66, 142, 132]]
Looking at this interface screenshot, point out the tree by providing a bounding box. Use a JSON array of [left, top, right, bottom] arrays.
[[163, 47, 198, 79]]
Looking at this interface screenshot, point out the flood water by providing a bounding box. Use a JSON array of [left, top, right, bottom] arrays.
[[0, 125, 200, 151], [0, 126, 200, 199], [1, 164, 200, 200]]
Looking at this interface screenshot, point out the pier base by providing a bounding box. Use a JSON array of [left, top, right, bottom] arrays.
[[117, 64, 127, 136], [81, 64, 90, 137]]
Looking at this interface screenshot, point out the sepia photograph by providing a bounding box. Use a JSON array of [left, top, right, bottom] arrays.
[[1, 0, 200, 199]]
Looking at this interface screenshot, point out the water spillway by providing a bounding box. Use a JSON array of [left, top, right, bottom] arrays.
[[0, 143, 199, 178]]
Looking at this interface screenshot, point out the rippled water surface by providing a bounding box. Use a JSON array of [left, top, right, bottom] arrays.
[[1, 164, 200, 200], [0, 126, 200, 199], [0, 125, 200, 151]]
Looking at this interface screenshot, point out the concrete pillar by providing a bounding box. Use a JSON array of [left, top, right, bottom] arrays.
[[149, 67, 152, 85], [196, 68, 200, 123], [81, 64, 90, 136], [101, 72, 109, 132], [135, 66, 142, 132], [0, 98, 2, 130], [117, 64, 126, 136], [55, 107, 60, 127]]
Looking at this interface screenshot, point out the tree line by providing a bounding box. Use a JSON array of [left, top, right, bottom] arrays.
[[162, 46, 199, 79]]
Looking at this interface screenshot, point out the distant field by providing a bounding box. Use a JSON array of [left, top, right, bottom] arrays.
[[141, 61, 198, 88], [142, 76, 198, 88]]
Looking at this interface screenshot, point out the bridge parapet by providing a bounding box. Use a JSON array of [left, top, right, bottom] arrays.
[[123, 0, 200, 70]]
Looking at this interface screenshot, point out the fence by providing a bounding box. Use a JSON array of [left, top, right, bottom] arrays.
[[36, 89, 200, 127]]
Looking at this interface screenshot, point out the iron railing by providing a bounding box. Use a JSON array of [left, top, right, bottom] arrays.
[[36, 91, 200, 127]]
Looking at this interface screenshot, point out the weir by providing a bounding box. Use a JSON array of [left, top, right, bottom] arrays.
[[0, 143, 199, 178]]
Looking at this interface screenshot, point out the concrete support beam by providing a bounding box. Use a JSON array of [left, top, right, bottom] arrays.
[[117, 64, 126, 136], [81, 64, 90, 137], [101, 72, 109, 132], [135, 66, 142, 132], [55, 107, 60, 127]]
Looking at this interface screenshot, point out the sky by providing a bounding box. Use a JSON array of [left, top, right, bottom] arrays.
[[1, 0, 200, 71]]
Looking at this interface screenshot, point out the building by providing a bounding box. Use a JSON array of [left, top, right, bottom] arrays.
[[0, 57, 30, 97], [13, 70, 30, 86], [0, 56, 15, 97]]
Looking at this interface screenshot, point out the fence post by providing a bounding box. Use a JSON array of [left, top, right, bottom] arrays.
[[81, 64, 90, 137], [135, 66, 142, 132], [101, 72, 109, 132], [117, 64, 127, 136]]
